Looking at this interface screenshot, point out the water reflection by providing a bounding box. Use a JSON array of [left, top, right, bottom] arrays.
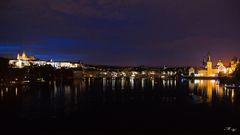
[[103, 78, 106, 90], [151, 79, 154, 89], [0, 78, 239, 118], [15, 87, 18, 96], [141, 78, 145, 89], [112, 78, 116, 90], [189, 79, 236, 104], [130, 77, 134, 90], [54, 81, 57, 98], [121, 78, 125, 90], [162, 79, 176, 88]]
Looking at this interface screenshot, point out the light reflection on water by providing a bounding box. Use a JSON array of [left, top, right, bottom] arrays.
[[0, 78, 239, 118], [189, 79, 236, 104], [141, 78, 145, 89], [151, 79, 154, 89], [121, 78, 125, 90], [112, 78, 116, 90], [103, 78, 106, 91], [130, 77, 134, 90]]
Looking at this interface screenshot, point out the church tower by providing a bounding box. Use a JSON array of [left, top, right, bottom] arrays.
[[17, 53, 20, 60], [22, 51, 26, 60], [206, 54, 212, 76]]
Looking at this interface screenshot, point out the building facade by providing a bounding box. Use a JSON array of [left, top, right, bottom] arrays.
[[9, 52, 82, 69], [197, 55, 218, 77], [191, 54, 238, 77]]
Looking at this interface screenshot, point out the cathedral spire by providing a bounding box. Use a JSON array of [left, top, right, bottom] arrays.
[[17, 53, 20, 60], [207, 53, 211, 62]]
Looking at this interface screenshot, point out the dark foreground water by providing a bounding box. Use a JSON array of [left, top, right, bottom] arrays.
[[0, 78, 240, 135]]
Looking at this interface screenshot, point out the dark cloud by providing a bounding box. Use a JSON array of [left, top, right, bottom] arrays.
[[0, 0, 240, 66]]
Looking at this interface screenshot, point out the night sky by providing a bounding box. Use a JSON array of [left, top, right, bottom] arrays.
[[1, 0, 240, 66]]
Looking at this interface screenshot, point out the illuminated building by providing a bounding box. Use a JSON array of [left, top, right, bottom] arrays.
[[217, 60, 227, 74], [197, 54, 218, 77], [227, 58, 240, 74], [17, 52, 36, 61], [9, 52, 82, 69], [188, 67, 195, 76], [193, 54, 231, 77], [206, 55, 213, 76]]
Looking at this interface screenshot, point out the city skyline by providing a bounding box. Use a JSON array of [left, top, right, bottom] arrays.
[[1, 1, 240, 134], [4, 51, 240, 72], [1, 0, 240, 66], [3, 51, 239, 67]]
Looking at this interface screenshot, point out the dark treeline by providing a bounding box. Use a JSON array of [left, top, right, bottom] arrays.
[[232, 63, 240, 84], [0, 57, 9, 78]]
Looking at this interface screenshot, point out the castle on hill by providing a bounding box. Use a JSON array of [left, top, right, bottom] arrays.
[[17, 52, 36, 61], [9, 52, 82, 69]]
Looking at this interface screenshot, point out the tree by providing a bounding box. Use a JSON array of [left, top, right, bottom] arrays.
[[0, 57, 9, 79], [232, 63, 240, 84]]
